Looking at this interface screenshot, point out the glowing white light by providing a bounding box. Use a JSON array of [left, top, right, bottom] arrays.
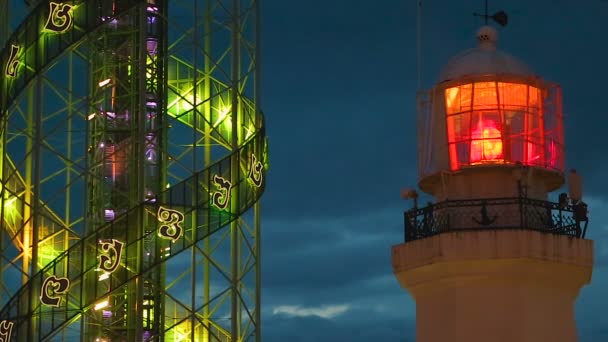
[[98, 78, 111, 87], [94, 300, 109, 311], [213, 106, 231, 127]]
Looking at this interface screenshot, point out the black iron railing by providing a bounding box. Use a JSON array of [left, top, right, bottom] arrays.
[[404, 197, 589, 242]]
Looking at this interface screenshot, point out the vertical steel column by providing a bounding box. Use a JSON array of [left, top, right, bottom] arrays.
[[191, 1, 199, 340], [132, 4, 147, 340], [0, 0, 8, 46], [230, 0, 242, 337], [28, 75, 43, 342], [254, 1, 262, 339], [203, 1, 212, 339], [21, 72, 35, 342]]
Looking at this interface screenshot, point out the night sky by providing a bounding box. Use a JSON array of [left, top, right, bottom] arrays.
[[4, 0, 608, 341], [261, 0, 608, 340]]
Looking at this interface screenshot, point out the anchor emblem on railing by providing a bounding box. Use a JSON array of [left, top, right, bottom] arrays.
[[0, 320, 13, 342], [472, 201, 497, 226]]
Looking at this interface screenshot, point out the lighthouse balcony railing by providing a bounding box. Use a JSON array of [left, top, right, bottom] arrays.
[[403, 197, 589, 242]]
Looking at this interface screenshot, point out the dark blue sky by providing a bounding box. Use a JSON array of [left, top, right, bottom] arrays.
[[261, 0, 608, 340]]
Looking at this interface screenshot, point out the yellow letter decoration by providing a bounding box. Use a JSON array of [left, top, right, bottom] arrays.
[[0, 320, 13, 342], [40, 275, 70, 307], [4, 45, 20, 78], [98, 239, 124, 274], [212, 175, 232, 210], [248, 154, 263, 188], [44, 2, 74, 33], [157, 206, 185, 241]]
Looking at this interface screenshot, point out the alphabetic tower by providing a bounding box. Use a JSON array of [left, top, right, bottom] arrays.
[[392, 24, 594, 342], [0, 0, 266, 340]]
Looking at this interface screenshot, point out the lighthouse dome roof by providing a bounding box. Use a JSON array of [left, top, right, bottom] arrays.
[[439, 26, 533, 82]]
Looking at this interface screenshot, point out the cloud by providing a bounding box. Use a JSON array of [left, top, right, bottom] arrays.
[[263, 312, 415, 342], [272, 304, 350, 319], [260, 205, 417, 341], [262, 206, 404, 291]]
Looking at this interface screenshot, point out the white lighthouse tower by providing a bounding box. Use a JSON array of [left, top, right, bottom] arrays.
[[392, 25, 594, 342]]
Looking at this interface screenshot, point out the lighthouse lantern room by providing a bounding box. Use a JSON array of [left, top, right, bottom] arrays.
[[418, 26, 564, 197]]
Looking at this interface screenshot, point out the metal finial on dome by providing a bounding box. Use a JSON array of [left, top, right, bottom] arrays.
[[477, 25, 498, 51]]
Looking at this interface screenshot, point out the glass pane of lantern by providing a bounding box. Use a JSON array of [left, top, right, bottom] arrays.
[[526, 129, 544, 164], [446, 112, 471, 143], [447, 112, 471, 170], [445, 87, 460, 115], [456, 112, 471, 142], [504, 110, 524, 135], [528, 86, 541, 109], [503, 110, 522, 163], [460, 84, 472, 112], [497, 82, 527, 110], [545, 138, 561, 169], [472, 82, 497, 110], [445, 84, 473, 114], [527, 117, 542, 156]]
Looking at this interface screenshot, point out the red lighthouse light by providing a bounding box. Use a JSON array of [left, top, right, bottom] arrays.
[[443, 81, 562, 171], [470, 119, 503, 162]]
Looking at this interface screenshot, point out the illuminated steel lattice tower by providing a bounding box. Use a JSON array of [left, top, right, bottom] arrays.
[[0, 0, 266, 341], [393, 26, 593, 342]]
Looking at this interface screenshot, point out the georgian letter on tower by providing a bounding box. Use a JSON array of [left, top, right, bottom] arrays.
[[248, 154, 263, 187], [44, 2, 74, 33], [98, 239, 124, 274], [5, 45, 20, 78], [157, 206, 185, 241], [212, 175, 232, 210], [40, 275, 70, 307], [0, 320, 13, 342]]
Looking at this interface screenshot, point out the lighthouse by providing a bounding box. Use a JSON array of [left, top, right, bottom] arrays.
[[392, 25, 594, 342]]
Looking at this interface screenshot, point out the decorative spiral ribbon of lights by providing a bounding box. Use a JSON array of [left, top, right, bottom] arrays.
[[0, 0, 266, 341]]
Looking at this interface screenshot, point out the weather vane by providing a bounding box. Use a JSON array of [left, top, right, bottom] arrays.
[[473, 0, 508, 27]]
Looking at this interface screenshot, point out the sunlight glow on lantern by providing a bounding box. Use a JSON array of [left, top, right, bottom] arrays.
[[442, 81, 562, 171]]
